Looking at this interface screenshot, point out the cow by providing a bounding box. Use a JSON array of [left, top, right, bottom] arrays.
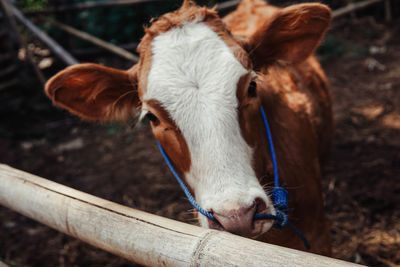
[[45, 0, 334, 255]]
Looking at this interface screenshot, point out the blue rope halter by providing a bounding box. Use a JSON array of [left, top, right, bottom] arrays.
[[156, 106, 310, 249]]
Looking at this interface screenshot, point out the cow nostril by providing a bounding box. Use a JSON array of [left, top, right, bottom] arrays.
[[254, 197, 268, 215], [207, 217, 224, 231]]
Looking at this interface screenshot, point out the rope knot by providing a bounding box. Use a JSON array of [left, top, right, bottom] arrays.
[[271, 187, 289, 228], [271, 187, 288, 211]]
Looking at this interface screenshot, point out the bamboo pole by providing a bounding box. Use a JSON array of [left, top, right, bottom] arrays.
[[71, 42, 139, 57], [216, 0, 241, 12], [8, 3, 78, 66], [0, 164, 362, 267], [332, 0, 384, 18], [23, 0, 175, 15], [43, 17, 139, 62]]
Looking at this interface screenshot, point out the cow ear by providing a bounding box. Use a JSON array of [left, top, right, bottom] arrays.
[[246, 4, 332, 69], [45, 63, 140, 122]]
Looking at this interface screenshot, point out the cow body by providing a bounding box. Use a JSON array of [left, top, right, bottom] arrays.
[[45, 0, 333, 255]]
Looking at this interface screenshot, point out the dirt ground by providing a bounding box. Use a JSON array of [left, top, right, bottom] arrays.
[[1, 17, 399, 267]]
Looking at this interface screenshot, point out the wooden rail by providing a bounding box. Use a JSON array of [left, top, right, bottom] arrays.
[[43, 17, 139, 62], [215, 0, 241, 12], [0, 164, 362, 267], [71, 42, 139, 57], [332, 0, 385, 18]]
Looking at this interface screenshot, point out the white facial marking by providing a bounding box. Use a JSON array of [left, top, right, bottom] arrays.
[[144, 22, 273, 229]]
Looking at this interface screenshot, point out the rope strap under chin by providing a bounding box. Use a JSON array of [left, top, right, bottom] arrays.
[[156, 106, 310, 250]]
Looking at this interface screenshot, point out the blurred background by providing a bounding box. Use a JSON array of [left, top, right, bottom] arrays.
[[0, 0, 399, 266]]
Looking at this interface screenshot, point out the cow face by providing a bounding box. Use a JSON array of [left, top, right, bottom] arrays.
[[45, 1, 331, 238]]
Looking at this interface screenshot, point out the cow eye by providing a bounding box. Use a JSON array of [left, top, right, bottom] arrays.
[[145, 112, 159, 125], [248, 81, 257, 97]]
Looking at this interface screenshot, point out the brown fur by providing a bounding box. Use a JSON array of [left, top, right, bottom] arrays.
[[44, 0, 333, 256], [226, 0, 333, 254]]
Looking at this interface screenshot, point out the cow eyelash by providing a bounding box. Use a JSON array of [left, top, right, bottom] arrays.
[[248, 80, 257, 98]]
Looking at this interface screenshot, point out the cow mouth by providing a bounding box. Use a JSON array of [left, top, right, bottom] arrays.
[[206, 215, 274, 238]]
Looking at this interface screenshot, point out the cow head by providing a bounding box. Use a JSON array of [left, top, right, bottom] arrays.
[[45, 1, 331, 238]]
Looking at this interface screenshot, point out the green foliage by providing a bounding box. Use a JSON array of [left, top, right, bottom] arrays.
[[105, 122, 125, 136], [18, 0, 48, 10], [49, 1, 182, 49], [317, 35, 369, 60], [318, 35, 347, 58]]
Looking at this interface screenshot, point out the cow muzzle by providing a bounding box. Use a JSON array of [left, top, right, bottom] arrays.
[[207, 198, 272, 238]]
